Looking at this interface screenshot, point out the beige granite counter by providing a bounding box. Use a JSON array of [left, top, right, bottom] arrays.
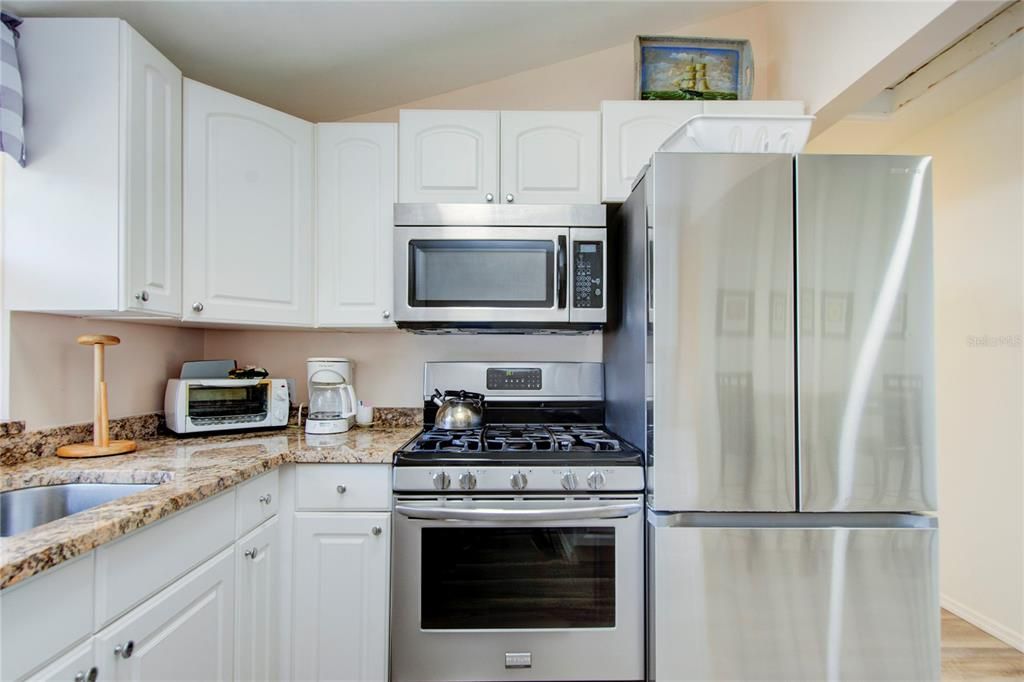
[[0, 425, 419, 590]]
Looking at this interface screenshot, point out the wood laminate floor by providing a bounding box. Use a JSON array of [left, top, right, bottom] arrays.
[[943, 609, 1024, 680]]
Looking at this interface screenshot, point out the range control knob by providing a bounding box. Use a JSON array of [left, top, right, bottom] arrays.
[[587, 470, 607, 490], [458, 471, 477, 490], [510, 471, 528, 491], [432, 472, 451, 490], [561, 472, 579, 491]]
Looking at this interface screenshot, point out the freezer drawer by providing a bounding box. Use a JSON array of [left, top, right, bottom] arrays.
[[796, 155, 936, 512], [648, 512, 939, 682]]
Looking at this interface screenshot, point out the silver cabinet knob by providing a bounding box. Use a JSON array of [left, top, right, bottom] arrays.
[[432, 472, 451, 490], [244, 547, 258, 559], [485, 193, 494, 202], [74, 668, 98, 682], [114, 641, 134, 659], [382, 310, 391, 320], [258, 493, 272, 504], [587, 470, 606, 490], [371, 526, 382, 536], [191, 301, 204, 313], [510, 471, 528, 490], [135, 290, 149, 302], [561, 472, 579, 491], [505, 193, 514, 203], [458, 471, 477, 490], [336, 484, 347, 494]]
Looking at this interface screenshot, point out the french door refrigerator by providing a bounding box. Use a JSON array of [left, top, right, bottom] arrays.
[[605, 153, 939, 681]]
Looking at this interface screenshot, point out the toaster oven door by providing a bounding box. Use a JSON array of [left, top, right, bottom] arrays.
[[394, 227, 569, 325], [187, 380, 270, 428]]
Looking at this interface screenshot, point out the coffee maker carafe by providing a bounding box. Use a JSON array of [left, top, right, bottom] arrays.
[[306, 358, 357, 434]]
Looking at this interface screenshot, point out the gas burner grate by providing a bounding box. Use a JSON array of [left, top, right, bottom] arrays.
[[409, 423, 623, 454]]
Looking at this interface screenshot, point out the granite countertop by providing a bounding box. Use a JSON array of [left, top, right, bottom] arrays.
[[0, 424, 420, 590]]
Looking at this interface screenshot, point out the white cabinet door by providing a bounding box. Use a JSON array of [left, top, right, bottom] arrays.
[[183, 79, 314, 325], [95, 547, 235, 682], [399, 110, 499, 203], [25, 640, 97, 682], [600, 100, 703, 202], [499, 111, 600, 204], [316, 123, 397, 327], [123, 24, 182, 316], [235, 517, 279, 682], [292, 513, 390, 682]]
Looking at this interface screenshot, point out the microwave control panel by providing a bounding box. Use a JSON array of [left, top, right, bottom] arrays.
[[572, 242, 604, 309]]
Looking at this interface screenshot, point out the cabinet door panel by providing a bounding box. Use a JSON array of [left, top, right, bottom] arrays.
[[96, 548, 234, 682], [500, 111, 600, 204], [123, 25, 182, 316], [292, 513, 390, 682], [24, 639, 96, 682], [600, 101, 703, 202], [399, 110, 498, 203], [236, 517, 279, 682], [183, 79, 313, 325], [317, 123, 397, 326]]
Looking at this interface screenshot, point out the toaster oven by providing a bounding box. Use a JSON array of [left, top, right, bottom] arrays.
[[164, 378, 290, 434]]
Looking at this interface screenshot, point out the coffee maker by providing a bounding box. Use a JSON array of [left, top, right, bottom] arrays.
[[305, 358, 357, 434]]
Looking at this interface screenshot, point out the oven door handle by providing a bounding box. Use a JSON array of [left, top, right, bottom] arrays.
[[394, 502, 642, 522]]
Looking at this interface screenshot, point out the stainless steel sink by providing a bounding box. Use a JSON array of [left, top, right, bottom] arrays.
[[0, 483, 157, 537]]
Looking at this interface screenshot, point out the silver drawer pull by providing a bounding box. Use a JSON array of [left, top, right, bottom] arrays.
[[259, 493, 272, 504], [114, 640, 134, 659], [336, 484, 347, 494], [371, 526, 382, 536], [244, 547, 259, 559], [74, 668, 98, 682]]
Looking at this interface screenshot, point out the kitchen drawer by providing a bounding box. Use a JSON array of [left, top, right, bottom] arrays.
[[95, 490, 235, 628], [235, 470, 279, 535], [0, 555, 94, 681], [294, 464, 390, 511]]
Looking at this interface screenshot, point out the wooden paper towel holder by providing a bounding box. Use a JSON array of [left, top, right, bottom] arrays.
[[56, 335, 138, 458]]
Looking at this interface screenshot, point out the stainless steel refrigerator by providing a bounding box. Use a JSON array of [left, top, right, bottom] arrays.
[[605, 153, 939, 681]]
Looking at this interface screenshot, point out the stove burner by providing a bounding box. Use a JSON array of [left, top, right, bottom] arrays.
[[408, 424, 622, 454]]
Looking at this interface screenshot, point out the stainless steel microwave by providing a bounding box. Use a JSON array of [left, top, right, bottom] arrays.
[[393, 204, 607, 333]]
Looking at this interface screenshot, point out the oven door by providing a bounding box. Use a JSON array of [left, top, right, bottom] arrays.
[[394, 227, 569, 325], [392, 495, 644, 682]]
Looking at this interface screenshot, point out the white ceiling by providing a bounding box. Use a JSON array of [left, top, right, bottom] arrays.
[[8, 0, 756, 121]]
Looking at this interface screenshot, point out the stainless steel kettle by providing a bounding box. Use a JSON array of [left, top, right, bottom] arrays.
[[431, 389, 485, 430]]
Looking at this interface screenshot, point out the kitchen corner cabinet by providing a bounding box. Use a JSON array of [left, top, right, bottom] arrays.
[[95, 547, 236, 681], [399, 110, 500, 203], [183, 79, 314, 326], [236, 516, 281, 681], [316, 123, 398, 327], [292, 513, 391, 682], [599, 99, 806, 202], [2, 18, 182, 317]]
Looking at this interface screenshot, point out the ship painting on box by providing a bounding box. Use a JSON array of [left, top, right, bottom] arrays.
[[635, 36, 753, 101]]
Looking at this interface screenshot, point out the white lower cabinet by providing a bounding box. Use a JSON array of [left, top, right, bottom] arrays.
[[235, 517, 280, 682], [292, 512, 391, 682], [95, 547, 235, 682], [27, 640, 97, 682]]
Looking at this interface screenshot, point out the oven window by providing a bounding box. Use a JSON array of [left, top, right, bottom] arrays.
[[409, 240, 554, 307], [421, 527, 615, 629], [187, 384, 267, 418]]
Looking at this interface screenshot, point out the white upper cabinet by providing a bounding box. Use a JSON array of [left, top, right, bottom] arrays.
[[2, 19, 181, 317], [399, 110, 499, 203], [601, 100, 806, 202], [183, 79, 314, 326], [499, 111, 600, 204], [316, 123, 397, 327]]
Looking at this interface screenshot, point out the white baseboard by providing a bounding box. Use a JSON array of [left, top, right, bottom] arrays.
[[942, 593, 1024, 652]]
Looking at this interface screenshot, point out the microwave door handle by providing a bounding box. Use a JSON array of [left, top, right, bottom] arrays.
[[394, 502, 641, 522], [556, 235, 567, 309]]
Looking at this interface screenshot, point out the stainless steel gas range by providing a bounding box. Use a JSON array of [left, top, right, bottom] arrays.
[[391, 362, 644, 682]]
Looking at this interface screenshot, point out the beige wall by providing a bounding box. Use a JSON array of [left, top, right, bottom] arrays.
[[8, 313, 205, 430], [811, 76, 1024, 650], [344, 4, 774, 122]]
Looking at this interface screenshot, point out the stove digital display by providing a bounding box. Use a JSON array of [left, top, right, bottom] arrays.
[[486, 368, 542, 390]]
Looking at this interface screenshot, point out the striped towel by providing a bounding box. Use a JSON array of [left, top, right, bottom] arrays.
[[1, 11, 25, 166]]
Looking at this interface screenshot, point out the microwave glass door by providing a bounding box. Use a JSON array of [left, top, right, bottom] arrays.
[[409, 239, 555, 308], [420, 526, 616, 630]]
